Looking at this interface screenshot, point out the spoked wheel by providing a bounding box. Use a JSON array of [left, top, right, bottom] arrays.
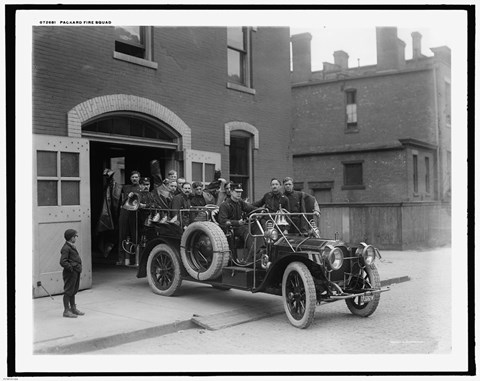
[[282, 262, 317, 329], [345, 263, 381, 317], [180, 222, 229, 281], [146, 244, 182, 296]]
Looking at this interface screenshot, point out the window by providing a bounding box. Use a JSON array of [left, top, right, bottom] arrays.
[[345, 89, 358, 130], [425, 157, 430, 194], [342, 161, 364, 189], [227, 27, 253, 90], [191, 162, 215, 183], [37, 151, 80, 206], [114, 26, 157, 69], [115, 26, 146, 58], [184, 149, 221, 186], [445, 81, 451, 125], [230, 135, 251, 198], [83, 115, 175, 141], [413, 154, 418, 194]]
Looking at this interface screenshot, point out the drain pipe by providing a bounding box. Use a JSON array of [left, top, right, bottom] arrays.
[[432, 64, 442, 200]]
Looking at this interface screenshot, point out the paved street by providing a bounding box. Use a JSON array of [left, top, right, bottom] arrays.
[[91, 247, 451, 355]]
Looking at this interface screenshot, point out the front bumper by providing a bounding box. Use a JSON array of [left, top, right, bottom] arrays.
[[319, 286, 390, 304]]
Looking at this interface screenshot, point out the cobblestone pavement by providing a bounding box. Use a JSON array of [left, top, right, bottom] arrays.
[[92, 247, 452, 355]]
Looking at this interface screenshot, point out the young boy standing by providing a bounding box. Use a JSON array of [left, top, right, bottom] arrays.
[[60, 229, 85, 318]]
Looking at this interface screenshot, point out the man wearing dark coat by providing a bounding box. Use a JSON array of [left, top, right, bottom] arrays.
[[170, 181, 192, 225], [282, 176, 321, 232], [218, 183, 257, 262], [117, 170, 141, 265], [252, 178, 290, 212]]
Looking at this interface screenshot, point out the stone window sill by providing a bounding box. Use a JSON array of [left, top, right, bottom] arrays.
[[342, 185, 365, 190], [227, 82, 256, 95], [113, 51, 158, 69]]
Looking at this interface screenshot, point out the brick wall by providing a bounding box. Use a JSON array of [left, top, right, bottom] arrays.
[[294, 148, 409, 203], [292, 69, 437, 152], [32, 26, 292, 200]]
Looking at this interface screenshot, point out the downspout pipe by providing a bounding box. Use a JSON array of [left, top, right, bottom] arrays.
[[432, 64, 442, 200]]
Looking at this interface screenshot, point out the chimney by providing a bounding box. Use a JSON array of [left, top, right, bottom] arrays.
[[291, 33, 312, 82], [333, 50, 349, 70], [430, 46, 451, 66], [411, 31, 422, 59], [376, 27, 405, 71]]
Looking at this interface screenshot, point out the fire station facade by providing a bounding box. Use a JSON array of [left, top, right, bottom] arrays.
[[32, 26, 292, 297], [290, 27, 451, 250]]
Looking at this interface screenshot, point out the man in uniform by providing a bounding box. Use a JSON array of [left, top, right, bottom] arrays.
[[170, 181, 192, 225], [282, 176, 320, 233], [218, 183, 257, 262], [252, 178, 290, 212], [117, 170, 141, 265]]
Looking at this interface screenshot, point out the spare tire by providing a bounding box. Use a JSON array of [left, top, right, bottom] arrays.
[[180, 221, 230, 280]]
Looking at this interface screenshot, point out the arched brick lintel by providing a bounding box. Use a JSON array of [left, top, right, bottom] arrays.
[[67, 94, 192, 150], [224, 121, 259, 150]]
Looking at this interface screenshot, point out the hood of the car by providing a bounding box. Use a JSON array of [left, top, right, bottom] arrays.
[[274, 235, 345, 251]]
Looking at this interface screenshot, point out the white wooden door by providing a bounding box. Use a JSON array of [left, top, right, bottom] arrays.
[[32, 134, 91, 298]]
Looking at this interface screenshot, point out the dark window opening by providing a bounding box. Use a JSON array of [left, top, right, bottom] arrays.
[[413, 154, 418, 194], [83, 115, 175, 141], [230, 135, 250, 198], [343, 161, 364, 189], [115, 26, 146, 59], [425, 157, 430, 194]]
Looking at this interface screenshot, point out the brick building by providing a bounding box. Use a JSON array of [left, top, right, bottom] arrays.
[[32, 26, 292, 296], [290, 27, 451, 249]]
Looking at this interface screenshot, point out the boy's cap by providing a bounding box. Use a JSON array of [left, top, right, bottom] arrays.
[[64, 229, 77, 241]]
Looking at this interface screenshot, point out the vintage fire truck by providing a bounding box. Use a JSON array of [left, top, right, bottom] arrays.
[[124, 199, 389, 329]]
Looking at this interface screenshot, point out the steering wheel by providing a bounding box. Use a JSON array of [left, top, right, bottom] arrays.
[[204, 204, 220, 224], [247, 207, 269, 218]]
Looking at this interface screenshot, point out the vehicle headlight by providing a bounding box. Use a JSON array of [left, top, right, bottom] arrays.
[[357, 242, 376, 265], [324, 245, 344, 271], [264, 221, 279, 242], [261, 253, 271, 269]]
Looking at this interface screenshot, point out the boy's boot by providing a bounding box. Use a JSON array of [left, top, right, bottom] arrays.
[[71, 305, 85, 316], [63, 294, 77, 318], [70, 296, 85, 315]]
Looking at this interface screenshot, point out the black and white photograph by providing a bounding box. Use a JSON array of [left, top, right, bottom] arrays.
[[7, 2, 473, 378]]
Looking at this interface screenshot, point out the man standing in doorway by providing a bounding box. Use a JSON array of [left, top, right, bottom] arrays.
[[117, 170, 141, 265]]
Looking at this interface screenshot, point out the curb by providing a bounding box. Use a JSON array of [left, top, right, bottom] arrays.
[[34, 276, 411, 354], [34, 319, 196, 355]]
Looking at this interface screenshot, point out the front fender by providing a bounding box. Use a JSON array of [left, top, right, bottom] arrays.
[[254, 252, 326, 293]]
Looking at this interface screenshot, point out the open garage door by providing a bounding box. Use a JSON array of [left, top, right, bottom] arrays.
[[32, 134, 91, 298]]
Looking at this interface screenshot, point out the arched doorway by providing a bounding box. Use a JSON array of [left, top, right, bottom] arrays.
[[67, 94, 192, 266], [83, 112, 182, 264]]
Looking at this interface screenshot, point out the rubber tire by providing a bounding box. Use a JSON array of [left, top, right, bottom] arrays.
[[282, 261, 317, 329], [180, 221, 230, 281], [146, 244, 182, 296], [345, 263, 381, 317]]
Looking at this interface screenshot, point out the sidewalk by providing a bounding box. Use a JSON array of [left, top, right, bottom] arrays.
[[32, 249, 443, 354]]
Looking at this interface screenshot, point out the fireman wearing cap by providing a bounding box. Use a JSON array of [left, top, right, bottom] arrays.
[[218, 183, 257, 262]]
